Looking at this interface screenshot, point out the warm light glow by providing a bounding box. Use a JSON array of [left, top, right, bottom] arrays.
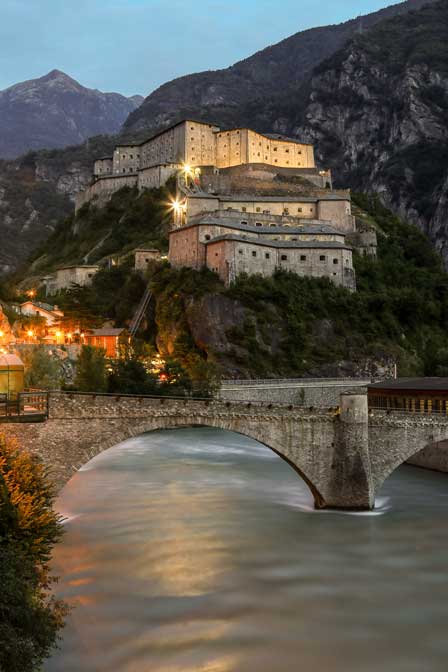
[[171, 199, 182, 212], [56, 331, 62, 338], [183, 163, 193, 175], [27, 289, 36, 299], [27, 330, 34, 337], [67, 333, 72, 339], [0, 330, 4, 338]]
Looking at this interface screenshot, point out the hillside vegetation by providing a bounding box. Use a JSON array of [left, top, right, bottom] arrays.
[[27, 184, 174, 276], [28, 186, 448, 380]]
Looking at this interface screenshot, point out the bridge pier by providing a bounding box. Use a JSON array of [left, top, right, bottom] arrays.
[[322, 393, 374, 510]]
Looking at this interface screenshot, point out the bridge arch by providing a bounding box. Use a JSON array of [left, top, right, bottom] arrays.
[[369, 415, 448, 494], [68, 420, 326, 508]]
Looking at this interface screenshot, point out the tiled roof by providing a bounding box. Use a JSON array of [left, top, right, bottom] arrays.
[[203, 234, 351, 250]]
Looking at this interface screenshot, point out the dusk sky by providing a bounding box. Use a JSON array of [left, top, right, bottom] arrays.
[[2, 0, 403, 97]]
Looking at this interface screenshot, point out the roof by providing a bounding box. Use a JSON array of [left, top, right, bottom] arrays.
[[188, 193, 350, 203], [369, 378, 448, 392], [216, 127, 313, 147], [20, 301, 62, 317], [0, 354, 24, 368], [117, 118, 221, 148], [54, 265, 100, 272], [203, 234, 351, 250], [87, 328, 126, 337], [170, 218, 344, 237]]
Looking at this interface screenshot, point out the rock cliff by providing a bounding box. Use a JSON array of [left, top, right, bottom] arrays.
[[123, 0, 435, 138], [290, 0, 448, 264]]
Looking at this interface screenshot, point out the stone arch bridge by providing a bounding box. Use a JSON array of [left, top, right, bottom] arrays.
[[3, 392, 448, 510]]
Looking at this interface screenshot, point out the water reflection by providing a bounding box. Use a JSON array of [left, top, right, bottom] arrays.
[[46, 428, 448, 672]]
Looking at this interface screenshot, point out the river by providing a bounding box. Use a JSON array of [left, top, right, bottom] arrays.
[[45, 427, 448, 672]]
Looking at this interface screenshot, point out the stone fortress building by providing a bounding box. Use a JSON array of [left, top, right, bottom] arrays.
[[75, 119, 377, 290]]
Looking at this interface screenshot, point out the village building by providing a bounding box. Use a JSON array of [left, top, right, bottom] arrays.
[[368, 378, 448, 415], [42, 265, 100, 296], [84, 328, 127, 358], [18, 301, 64, 325], [133, 249, 161, 272]]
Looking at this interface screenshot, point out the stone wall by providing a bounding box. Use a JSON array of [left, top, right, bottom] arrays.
[[75, 174, 138, 211], [220, 379, 370, 405], [3, 392, 448, 509], [204, 236, 355, 288]]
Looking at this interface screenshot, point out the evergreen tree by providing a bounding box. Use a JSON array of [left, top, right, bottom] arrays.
[[74, 345, 107, 393]]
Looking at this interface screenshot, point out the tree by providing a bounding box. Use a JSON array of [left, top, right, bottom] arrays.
[[74, 345, 107, 393], [22, 347, 62, 390], [107, 356, 158, 395], [0, 433, 67, 671]]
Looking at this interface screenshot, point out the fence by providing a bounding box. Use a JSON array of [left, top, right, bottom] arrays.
[[0, 391, 49, 422]]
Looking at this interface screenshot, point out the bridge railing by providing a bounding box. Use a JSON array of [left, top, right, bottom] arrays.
[[0, 391, 49, 422], [369, 405, 448, 416], [50, 390, 338, 412], [221, 377, 370, 386]]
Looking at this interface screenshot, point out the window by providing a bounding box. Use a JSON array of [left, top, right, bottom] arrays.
[[265, 156, 268, 160], [241, 221, 248, 226], [273, 147, 278, 152], [242, 207, 247, 212], [122, 168, 126, 173], [286, 149, 290, 153], [257, 153, 261, 157], [265, 253, 270, 259], [239, 249, 243, 255], [333, 259, 339, 265], [215, 253, 219, 257], [298, 207, 303, 213], [281, 255, 288, 261], [320, 255, 326, 262], [274, 159, 278, 163], [252, 251, 257, 257], [283, 208, 289, 215], [205, 235, 211, 241], [256, 207, 261, 212], [256, 222, 262, 227], [300, 255, 306, 261]]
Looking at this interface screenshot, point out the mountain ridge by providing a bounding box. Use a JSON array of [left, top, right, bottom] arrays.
[[0, 70, 143, 159]]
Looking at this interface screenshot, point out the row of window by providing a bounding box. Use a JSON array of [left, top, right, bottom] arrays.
[[237, 249, 340, 263], [239, 206, 314, 214]]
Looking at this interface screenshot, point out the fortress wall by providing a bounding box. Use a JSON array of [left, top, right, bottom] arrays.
[[185, 121, 219, 167], [113, 144, 140, 175], [140, 124, 185, 169], [318, 199, 355, 233], [169, 226, 203, 270], [138, 164, 181, 189], [74, 174, 138, 212]]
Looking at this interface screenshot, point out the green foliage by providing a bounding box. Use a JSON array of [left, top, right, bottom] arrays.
[[0, 433, 67, 671], [74, 346, 108, 393], [21, 347, 62, 391], [29, 184, 174, 275]]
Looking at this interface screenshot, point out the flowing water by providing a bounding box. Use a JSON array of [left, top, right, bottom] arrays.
[[46, 428, 448, 672]]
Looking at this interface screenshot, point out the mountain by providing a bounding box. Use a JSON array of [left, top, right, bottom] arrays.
[[0, 70, 143, 159], [289, 0, 448, 264], [0, 0, 442, 274], [123, 0, 436, 138]]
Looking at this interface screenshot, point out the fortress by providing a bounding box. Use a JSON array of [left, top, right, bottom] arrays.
[[74, 119, 377, 290]]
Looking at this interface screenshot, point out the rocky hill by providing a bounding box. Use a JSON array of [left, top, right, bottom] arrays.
[[0, 70, 143, 159], [123, 0, 435, 138], [0, 0, 443, 275], [290, 0, 448, 265]]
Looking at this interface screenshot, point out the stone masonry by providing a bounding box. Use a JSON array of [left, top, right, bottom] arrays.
[[3, 392, 448, 510]]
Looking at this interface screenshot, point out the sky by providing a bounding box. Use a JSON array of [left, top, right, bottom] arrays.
[[1, 0, 403, 97]]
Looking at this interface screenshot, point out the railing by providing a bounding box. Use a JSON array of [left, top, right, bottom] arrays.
[[0, 391, 49, 422], [221, 377, 371, 386], [369, 405, 448, 416]]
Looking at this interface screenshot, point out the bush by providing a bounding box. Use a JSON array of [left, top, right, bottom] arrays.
[[0, 433, 68, 671]]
